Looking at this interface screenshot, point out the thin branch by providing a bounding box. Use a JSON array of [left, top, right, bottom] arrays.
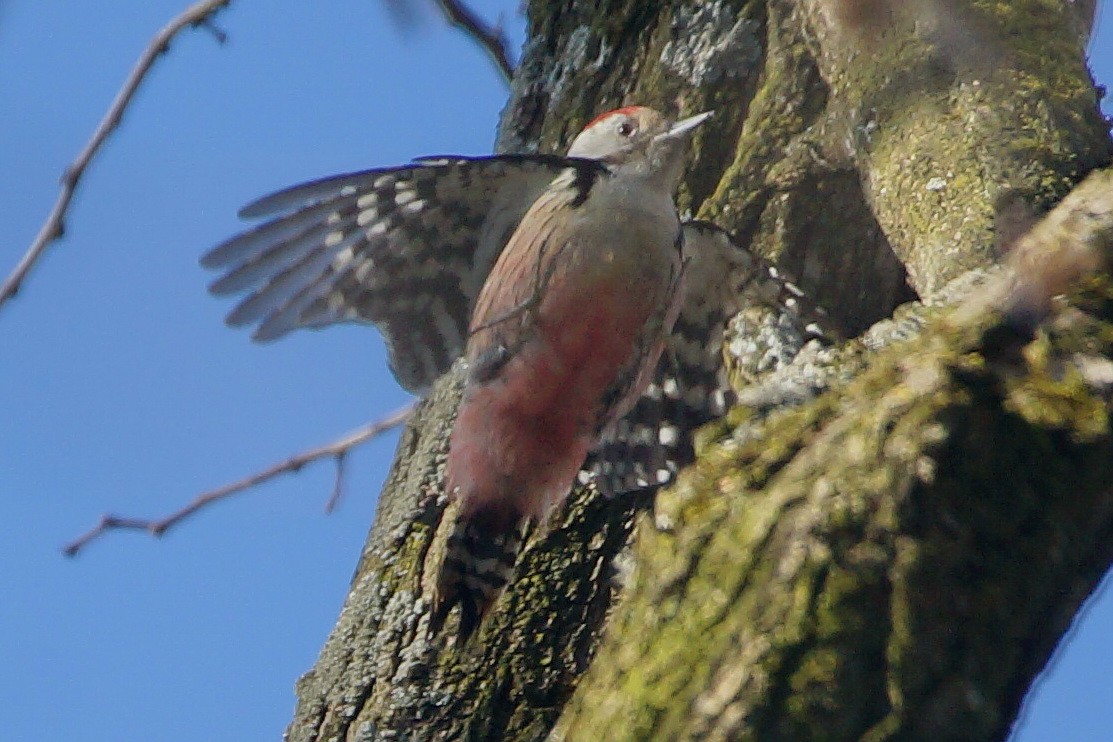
[[63, 402, 416, 556], [0, 0, 233, 311], [325, 451, 349, 514], [433, 0, 515, 83]]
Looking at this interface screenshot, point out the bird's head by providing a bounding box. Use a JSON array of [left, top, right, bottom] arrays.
[[566, 106, 712, 186]]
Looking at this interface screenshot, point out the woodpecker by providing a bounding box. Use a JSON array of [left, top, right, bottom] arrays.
[[431, 107, 707, 635], [201, 105, 833, 640]]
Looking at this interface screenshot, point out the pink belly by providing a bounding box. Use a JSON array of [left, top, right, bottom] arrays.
[[446, 278, 661, 524]]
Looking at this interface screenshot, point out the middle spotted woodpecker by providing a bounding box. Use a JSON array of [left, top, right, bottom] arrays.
[[201, 106, 833, 640]]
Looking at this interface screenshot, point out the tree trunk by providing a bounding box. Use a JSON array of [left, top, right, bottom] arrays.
[[285, 1, 1113, 740]]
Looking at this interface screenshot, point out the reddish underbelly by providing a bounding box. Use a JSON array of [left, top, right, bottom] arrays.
[[449, 279, 660, 519], [528, 276, 656, 412]]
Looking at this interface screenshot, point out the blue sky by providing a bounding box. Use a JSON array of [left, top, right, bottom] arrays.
[[0, 2, 1110, 740]]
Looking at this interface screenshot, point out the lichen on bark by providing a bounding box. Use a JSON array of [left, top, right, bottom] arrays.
[[557, 225, 1113, 739], [285, 2, 1113, 740]]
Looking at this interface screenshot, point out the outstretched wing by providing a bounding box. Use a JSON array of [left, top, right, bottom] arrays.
[[587, 221, 837, 496], [201, 155, 581, 393]]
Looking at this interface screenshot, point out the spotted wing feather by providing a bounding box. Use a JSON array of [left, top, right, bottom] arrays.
[[202, 155, 592, 393], [586, 221, 837, 496]]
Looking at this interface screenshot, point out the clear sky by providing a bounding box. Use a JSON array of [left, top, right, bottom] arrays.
[[0, 2, 1110, 740]]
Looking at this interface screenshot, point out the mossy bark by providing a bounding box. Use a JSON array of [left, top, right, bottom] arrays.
[[284, 2, 1113, 740], [556, 172, 1113, 741]]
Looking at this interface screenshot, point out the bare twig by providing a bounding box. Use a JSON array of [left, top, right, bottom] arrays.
[[325, 451, 349, 514], [433, 0, 515, 83], [195, 15, 230, 44], [0, 0, 233, 311], [63, 402, 416, 556]]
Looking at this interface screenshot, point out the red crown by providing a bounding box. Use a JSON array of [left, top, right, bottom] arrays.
[[584, 105, 647, 129]]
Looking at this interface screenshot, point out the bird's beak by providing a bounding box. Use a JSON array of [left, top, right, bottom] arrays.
[[656, 111, 713, 142]]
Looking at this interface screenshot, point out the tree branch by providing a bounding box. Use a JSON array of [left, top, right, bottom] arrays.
[[433, 0, 515, 83], [0, 0, 233, 311], [62, 402, 415, 556], [283, 3, 1113, 739]]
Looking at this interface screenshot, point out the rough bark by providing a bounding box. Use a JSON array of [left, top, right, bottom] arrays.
[[285, 2, 1113, 740]]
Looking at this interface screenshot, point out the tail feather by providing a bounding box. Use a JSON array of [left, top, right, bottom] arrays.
[[429, 516, 526, 641]]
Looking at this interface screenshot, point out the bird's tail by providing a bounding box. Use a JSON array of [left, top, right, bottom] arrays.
[[429, 509, 526, 642]]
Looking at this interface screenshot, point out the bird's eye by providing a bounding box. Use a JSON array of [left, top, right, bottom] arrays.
[[618, 120, 636, 137]]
